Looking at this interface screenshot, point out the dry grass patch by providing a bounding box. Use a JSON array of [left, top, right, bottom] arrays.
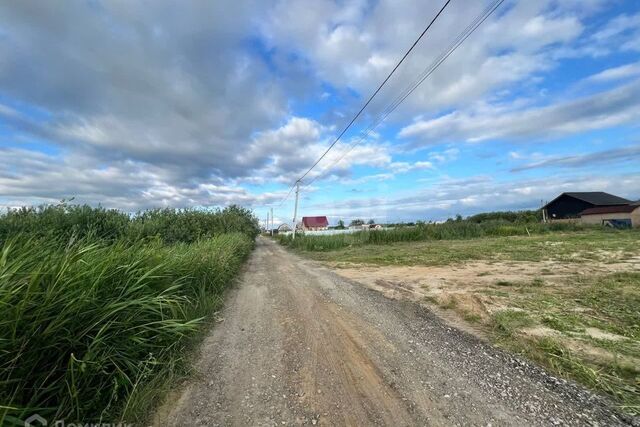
[[317, 233, 640, 415]]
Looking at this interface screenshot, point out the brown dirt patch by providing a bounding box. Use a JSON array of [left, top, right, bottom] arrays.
[[327, 258, 640, 378], [330, 259, 639, 315]]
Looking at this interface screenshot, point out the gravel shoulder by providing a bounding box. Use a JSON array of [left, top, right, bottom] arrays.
[[154, 237, 632, 426]]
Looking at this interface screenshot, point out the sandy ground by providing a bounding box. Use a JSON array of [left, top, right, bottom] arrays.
[[332, 258, 640, 305], [331, 258, 640, 373], [154, 238, 631, 426], [333, 259, 640, 325]]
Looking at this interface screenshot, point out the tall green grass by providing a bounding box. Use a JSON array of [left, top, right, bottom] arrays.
[[278, 221, 590, 252], [0, 203, 260, 244], [0, 204, 260, 424], [0, 204, 130, 242], [0, 234, 253, 423]]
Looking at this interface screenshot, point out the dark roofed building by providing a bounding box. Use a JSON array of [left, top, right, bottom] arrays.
[[542, 192, 631, 220], [563, 192, 631, 205], [301, 216, 329, 231]]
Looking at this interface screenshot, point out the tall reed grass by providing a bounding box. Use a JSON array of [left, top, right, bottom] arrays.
[[0, 234, 253, 423], [278, 221, 590, 252], [0, 203, 260, 244], [0, 204, 259, 424]]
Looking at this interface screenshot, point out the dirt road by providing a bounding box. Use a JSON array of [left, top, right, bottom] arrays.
[[156, 237, 631, 426]]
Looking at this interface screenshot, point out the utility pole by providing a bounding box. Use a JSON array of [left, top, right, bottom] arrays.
[[265, 211, 269, 234], [270, 207, 274, 236], [292, 181, 300, 240]]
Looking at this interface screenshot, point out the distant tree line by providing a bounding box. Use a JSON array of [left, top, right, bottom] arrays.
[[464, 209, 542, 224], [332, 218, 377, 229], [332, 209, 543, 229]]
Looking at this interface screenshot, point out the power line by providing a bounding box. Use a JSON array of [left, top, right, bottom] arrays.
[[277, 183, 296, 207], [279, 0, 453, 205], [303, 0, 505, 188]]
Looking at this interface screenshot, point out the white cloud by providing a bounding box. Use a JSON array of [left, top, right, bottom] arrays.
[[584, 61, 640, 83], [556, 11, 640, 58], [399, 79, 640, 146], [510, 144, 640, 172], [236, 116, 393, 185], [0, 0, 637, 214], [261, 0, 591, 118], [428, 148, 459, 163], [303, 171, 640, 222], [591, 12, 640, 48], [338, 173, 396, 186], [0, 1, 294, 179], [388, 161, 433, 174], [0, 147, 285, 210]]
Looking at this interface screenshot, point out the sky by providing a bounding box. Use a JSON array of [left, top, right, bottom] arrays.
[[0, 0, 639, 225]]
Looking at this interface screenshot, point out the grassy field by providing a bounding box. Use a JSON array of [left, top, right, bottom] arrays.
[[279, 224, 640, 415], [292, 228, 640, 266], [486, 271, 639, 414], [0, 204, 259, 424]]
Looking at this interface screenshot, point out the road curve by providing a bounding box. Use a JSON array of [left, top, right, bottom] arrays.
[[156, 237, 630, 426]]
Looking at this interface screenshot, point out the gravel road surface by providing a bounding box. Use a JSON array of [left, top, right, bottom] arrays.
[[156, 237, 633, 426]]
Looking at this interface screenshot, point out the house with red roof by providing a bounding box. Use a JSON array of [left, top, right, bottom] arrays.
[[301, 216, 329, 231]]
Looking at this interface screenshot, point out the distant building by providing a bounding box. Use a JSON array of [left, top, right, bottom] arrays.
[[542, 192, 631, 221], [580, 202, 640, 228], [301, 216, 329, 231], [347, 223, 382, 231], [277, 223, 292, 233]]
